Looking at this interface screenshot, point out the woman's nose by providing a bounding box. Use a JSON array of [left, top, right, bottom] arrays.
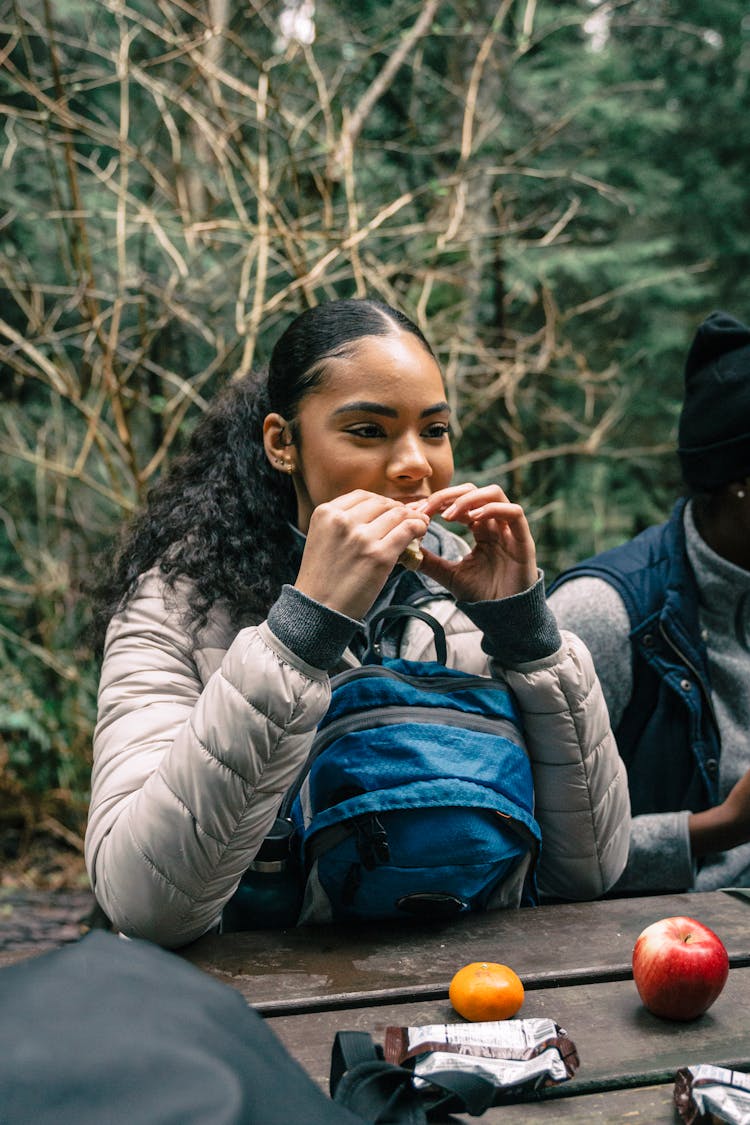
[[388, 436, 432, 478]]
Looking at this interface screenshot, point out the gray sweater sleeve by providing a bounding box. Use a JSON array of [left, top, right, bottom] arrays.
[[266, 585, 361, 671], [613, 810, 696, 893], [546, 576, 633, 727], [548, 576, 697, 892], [459, 573, 562, 665]]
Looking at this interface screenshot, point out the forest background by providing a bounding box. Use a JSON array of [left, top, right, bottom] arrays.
[[1, 0, 749, 892]]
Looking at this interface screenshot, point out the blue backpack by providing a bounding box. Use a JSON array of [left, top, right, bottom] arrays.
[[283, 605, 541, 924]]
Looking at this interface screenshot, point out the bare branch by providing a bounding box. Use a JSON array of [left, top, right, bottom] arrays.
[[328, 0, 441, 179]]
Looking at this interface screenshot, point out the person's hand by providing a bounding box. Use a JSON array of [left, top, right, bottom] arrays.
[[294, 490, 430, 620], [414, 483, 538, 603], [690, 767, 750, 857]]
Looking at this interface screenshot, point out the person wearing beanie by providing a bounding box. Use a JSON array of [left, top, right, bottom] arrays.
[[678, 311, 750, 490], [548, 310, 750, 895]]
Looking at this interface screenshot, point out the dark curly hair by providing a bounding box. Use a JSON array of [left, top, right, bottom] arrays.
[[91, 298, 434, 651]]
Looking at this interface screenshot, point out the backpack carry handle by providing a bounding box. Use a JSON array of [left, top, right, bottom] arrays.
[[364, 604, 448, 665]]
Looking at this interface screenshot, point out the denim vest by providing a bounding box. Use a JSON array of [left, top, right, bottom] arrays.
[[548, 499, 720, 815]]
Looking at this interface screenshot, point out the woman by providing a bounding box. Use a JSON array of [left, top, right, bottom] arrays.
[[86, 298, 629, 948]]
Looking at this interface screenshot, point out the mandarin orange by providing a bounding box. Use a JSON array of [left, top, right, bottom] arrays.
[[448, 961, 525, 1022]]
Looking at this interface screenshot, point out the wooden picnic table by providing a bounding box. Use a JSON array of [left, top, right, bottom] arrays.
[[181, 888, 750, 1122]]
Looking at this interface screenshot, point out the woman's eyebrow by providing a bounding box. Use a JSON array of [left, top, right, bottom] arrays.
[[421, 402, 451, 418], [332, 400, 451, 418]]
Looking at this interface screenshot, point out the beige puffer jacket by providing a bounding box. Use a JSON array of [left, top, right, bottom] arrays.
[[86, 571, 630, 949]]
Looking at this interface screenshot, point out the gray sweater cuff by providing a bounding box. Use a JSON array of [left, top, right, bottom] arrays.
[[266, 585, 362, 671], [613, 811, 696, 894], [458, 573, 562, 665]]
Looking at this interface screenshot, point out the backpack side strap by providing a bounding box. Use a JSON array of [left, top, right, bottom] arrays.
[[331, 1031, 427, 1123], [330, 1030, 503, 1121]]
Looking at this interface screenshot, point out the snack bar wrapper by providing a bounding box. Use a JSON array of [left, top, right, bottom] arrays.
[[384, 1018, 579, 1096], [674, 1065, 750, 1125]]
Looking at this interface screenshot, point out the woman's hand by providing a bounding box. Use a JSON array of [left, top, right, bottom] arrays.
[[690, 767, 750, 857], [415, 483, 538, 603], [294, 490, 430, 620]]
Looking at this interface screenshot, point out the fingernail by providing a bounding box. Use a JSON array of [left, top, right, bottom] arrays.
[[443, 504, 456, 518]]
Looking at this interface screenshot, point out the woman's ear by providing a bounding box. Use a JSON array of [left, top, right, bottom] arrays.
[[262, 413, 296, 475]]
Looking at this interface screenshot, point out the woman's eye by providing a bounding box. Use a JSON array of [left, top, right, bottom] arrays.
[[423, 422, 451, 439], [347, 424, 384, 439]]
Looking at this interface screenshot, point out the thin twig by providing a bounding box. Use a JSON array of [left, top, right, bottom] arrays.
[[328, 0, 441, 179]]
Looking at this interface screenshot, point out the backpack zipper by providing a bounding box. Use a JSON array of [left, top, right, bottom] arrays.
[[305, 807, 540, 868], [279, 707, 524, 817], [312, 706, 522, 757], [330, 665, 514, 694]]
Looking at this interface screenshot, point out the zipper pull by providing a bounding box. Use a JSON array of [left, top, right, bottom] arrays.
[[354, 814, 390, 869]]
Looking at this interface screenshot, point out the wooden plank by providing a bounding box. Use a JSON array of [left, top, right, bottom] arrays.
[[469, 1083, 678, 1123], [181, 890, 750, 1012], [263, 967, 750, 1113]]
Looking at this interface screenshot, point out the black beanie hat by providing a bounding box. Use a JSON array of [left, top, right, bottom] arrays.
[[677, 310, 750, 490]]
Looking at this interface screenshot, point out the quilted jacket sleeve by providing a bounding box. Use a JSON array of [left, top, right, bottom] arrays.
[[502, 631, 631, 901], [85, 574, 332, 948]]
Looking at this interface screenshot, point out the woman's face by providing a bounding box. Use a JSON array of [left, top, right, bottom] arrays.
[[289, 331, 454, 533]]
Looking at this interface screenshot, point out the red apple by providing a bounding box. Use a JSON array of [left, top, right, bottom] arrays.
[[632, 916, 729, 1021]]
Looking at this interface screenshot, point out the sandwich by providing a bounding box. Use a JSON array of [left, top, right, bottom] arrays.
[[398, 539, 424, 571]]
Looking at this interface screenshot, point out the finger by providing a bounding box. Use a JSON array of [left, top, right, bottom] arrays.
[[418, 483, 478, 517], [421, 485, 515, 522], [310, 493, 404, 540], [322, 489, 401, 515], [469, 511, 536, 558], [317, 504, 429, 566], [367, 505, 431, 546], [446, 498, 522, 530], [465, 500, 528, 528], [416, 549, 460, 593], [442, 487, 513, 522]]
